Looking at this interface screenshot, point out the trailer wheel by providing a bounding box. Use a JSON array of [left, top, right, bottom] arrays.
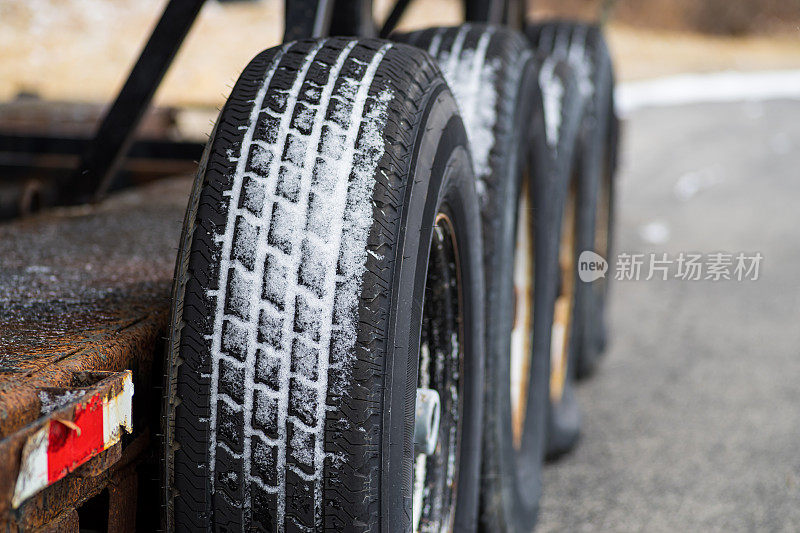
[[162, 38, 485, 532], [526, 21, 619, 379], [524, 50, 588, 459], [396, 24, 555, 531]]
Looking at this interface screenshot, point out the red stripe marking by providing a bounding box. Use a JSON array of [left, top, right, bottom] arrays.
[[46, 393, 105, 483]]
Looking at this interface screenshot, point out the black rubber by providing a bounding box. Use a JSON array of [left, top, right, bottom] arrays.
[[397, 23, 564, 532], [527, 48, 587, 459], [526, 21, 620, 379], [162, 37, 485, 532], [398, 25, 582, 532]]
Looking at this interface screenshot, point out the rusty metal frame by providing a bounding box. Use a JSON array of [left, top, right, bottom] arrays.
[[0, 371, 142, 531]]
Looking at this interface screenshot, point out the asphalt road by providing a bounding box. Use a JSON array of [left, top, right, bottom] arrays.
[[537, 100, 800, 532]]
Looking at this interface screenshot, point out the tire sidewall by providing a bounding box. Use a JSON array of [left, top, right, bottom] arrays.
[[382, 84, 485, 532], [573, 35, 616, 378], [532, 58, 586, 456], [481, 58, 548, 531]]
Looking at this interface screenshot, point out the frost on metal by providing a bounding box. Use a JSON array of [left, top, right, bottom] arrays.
[[38, 389, 84, 415], [203, 40, 394, 528], [429, 25, 500, 204]]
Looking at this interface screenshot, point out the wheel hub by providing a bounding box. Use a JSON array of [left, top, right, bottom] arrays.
[[414, 388, 441, 456]]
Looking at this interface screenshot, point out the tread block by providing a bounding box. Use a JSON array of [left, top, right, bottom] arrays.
[[291, 102, 316, 135], [251, 483, 278, 530], [250, 436, 279, 486], [326, 95, 353, 130], [251, 113, 280, 147], [239, 175, 268, 216], [287, 421, 316, 474], [297, 239, 327, 298], [317, 126, 346, 162], [282, 133, 308, 167], [276, 164, 302, 203], [219, 357, 246, 404], [305, 192, 335, 239], [215, 444, 244, 502], [252, 388, 280, 439], [255, 348, 282, 391], [221, 319, 249, 361], [293, 294, 322, 343], [291, 338, 320, 381], [261, 252, 289, 310], [311, 156, 338, 196], [257, 308, 284, 349], [217, 399, 245, 453], [289, 377, 319, 428], [231, 215, 259, 271], [267, 201, 295, 254], [265, 89, 290, 115], [223, 266, 253, 321]]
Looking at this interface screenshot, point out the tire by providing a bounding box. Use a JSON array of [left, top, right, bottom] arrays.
[[530, 50, 587, 459], [526, 21, 619, 379], [396, 24, 551, 531], [162, 38, 486, 532]]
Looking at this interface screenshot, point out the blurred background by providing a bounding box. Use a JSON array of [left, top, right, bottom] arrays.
[[2, 0, 800, 114], [2, 0, 799, 530]]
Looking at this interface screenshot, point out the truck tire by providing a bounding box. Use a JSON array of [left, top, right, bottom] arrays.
[[526, 21, 619, 379], [396, 24, 551, 531], [530, 51, 587, 459], [162, 38, 486, 532]]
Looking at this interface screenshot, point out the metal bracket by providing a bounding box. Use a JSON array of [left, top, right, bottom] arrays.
[[67, 0, 206, 204]]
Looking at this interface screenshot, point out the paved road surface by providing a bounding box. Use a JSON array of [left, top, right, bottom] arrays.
[[537, 100, 800, 532]]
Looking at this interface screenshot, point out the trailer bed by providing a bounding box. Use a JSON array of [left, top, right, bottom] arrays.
[[0, 176, 191, 530]]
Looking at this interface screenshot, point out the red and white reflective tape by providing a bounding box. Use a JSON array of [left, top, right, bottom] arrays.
[[12, 372, 133, 508]]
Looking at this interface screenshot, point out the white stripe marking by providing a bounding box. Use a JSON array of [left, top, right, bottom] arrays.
[[11, 427, 48, 508]]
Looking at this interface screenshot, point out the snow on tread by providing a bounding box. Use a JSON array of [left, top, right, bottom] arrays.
[[531, 22, 596, 104], [423, 25, 499, 203], [204, 39, 394, 529], [406, 25, 531, 206]]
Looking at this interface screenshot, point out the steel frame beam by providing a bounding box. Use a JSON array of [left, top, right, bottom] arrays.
[[283, 0, 334, 41], [66, 0, 206, 204], [2, 0, 518, 211]]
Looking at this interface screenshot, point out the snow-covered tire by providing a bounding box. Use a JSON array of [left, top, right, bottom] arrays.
[[526, 21, 619, 379], [396, 24, 556, 531], [162, 38, 486, 532]]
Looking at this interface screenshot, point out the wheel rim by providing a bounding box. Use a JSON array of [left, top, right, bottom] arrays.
[[550, 182, 577, 403], [413, 212, 464, 533], [510, 177, 534, 449]]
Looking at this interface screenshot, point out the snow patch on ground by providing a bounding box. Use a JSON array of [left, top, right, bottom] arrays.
[[617, 69, 800, 115], [674, 167, 724, 201], [639, 220, 670, 244]]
